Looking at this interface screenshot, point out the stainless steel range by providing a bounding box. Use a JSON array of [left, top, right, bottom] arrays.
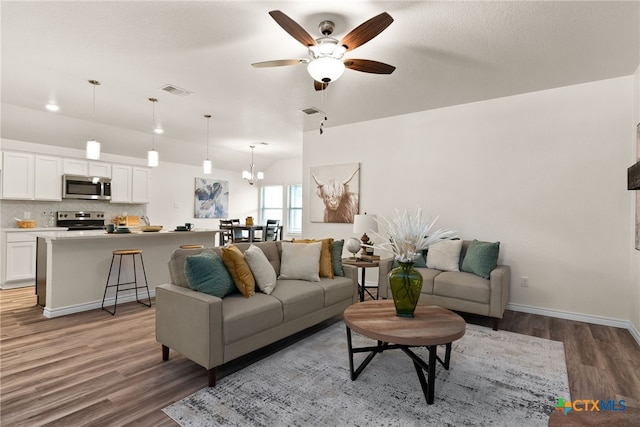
[[56, 211, 106, 230]]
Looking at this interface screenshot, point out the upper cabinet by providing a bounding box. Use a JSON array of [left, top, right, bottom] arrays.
[[1, 152, 61, 200], [63, 159, 111, 178], [111, 164, 149, 204]]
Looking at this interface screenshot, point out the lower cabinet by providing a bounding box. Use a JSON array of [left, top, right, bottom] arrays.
[[4, 233, 37, 284]]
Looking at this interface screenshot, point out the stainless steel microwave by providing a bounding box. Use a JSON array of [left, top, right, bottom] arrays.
[[62, 174, 111, 200]]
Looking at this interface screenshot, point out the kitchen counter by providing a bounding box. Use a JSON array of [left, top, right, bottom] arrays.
[[34, 228, 219, 318], [33, 228, 218, 241]]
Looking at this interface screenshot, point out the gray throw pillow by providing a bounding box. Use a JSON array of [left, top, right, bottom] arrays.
[[331, 239, 345, 276], [461, 240, 500, 279], [184, 249, 235, 297]]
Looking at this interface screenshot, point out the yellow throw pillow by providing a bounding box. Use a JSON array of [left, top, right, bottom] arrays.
[[293, 238, 334, 278], [220, 245, 255, 298]]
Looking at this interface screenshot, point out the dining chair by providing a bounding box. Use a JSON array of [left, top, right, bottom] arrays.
[[229, 218, 248, 242], [262, 219, 280, 241], [219, 220, 233, 245]]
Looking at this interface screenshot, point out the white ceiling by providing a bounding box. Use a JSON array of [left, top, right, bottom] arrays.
[[1, 1, 639, 171]]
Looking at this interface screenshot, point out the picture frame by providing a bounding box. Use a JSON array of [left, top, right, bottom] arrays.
[[309, 162, 360, 223], [194, 178, 229, 219]]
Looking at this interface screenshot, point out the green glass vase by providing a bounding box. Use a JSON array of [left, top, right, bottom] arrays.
[[388, 261, 423, 317]]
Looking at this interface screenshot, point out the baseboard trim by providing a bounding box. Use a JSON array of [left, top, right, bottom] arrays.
[[42, 289, 156, 318], [507, 302, 640, 345]]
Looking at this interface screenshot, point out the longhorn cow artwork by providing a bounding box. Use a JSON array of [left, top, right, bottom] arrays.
[[310, 163, 360, 223]]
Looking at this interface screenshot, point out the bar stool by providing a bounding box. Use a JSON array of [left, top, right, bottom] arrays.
[[101, 249, 151, 315], [179, 244, 203, 249]]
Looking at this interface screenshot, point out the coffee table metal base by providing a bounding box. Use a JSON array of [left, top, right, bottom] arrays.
[[346, 326, 453, 405]]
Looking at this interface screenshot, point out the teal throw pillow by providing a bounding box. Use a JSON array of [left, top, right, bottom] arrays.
[[461, 240, 500, 279], [331, 239, 345, 276], [184, 249, 235, 297]]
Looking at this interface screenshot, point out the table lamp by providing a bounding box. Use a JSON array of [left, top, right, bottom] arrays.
[[353, 213, 377, 256]]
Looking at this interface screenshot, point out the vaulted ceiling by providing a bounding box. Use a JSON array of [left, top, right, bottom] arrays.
[[2, 1, 638, 171]]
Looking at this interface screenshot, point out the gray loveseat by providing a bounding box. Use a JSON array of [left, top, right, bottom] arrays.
[[156, 240, 358, 386], [378, 240, 510, 330]]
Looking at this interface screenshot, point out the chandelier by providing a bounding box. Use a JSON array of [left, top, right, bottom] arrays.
[[242, 145, 264, 185]]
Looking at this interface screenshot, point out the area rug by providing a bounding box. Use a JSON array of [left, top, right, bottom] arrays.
[[163, 322, 569, 427]]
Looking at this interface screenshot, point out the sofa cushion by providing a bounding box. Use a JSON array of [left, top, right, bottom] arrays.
[[244, 244, 277, 295], [331, 239, 345, 276], [184, 249, 236, 298], [313, 276, 354, 306], [433, 271, 490, 303], [414, 267, 440, 294], [427, 239, 463, 272], [222, 293, 283, 344], [220, 245, 255, 298], [461, 240, 500, 279], [279, 241, 321, 282], [269, 280, 324, 322], [293, 238, 334, 278]]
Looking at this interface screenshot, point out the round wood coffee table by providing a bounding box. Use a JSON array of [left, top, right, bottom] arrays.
[[343, 300, 466, 404]]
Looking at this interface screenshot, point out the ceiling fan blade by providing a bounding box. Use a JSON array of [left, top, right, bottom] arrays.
[[344, 59, 396, 74], [251, 59, 306, 68], [269, 10, 316, 47], [314, 81, 329, 91], [340, 12, 394, 51]]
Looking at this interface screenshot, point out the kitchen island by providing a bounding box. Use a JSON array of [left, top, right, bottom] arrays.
[[34, 229, 218, 318]]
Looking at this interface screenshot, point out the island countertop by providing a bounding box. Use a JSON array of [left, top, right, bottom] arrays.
[[32, 228, 219, 241]]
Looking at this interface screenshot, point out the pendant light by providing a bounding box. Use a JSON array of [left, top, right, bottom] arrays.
[[147, 98, 159, 167], [203, 114, 212, 175], [242, 145, 264, 185], [86, 79, 101, 160]]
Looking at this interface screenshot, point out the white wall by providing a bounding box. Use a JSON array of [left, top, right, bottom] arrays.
[[304, 76, 636, 323], [147, 161, 259, 231]]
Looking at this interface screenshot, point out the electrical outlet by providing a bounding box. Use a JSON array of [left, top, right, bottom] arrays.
[[521, 276, 529, 287], [23, 212, 31, 219]]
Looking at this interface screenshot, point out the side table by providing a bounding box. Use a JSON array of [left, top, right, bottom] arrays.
[[342, 258, 379, 301]]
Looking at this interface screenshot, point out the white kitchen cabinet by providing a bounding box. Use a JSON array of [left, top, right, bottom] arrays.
[[34, 155, 62, 200], [88, 162, 111, 178], [63, 158, 88, 175], [4, 232, 37, 284], [2, 152, 61, 200], [2, 151, 34, 199], [131, 167, 150, 203], [110, 164, 132, 203]]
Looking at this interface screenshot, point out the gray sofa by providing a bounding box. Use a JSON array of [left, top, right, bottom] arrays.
[[156, 240, 358, 386], [378, 240, 510, 330]]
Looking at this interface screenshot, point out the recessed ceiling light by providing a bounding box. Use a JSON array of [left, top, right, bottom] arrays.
[[46, 104, 60, 112]]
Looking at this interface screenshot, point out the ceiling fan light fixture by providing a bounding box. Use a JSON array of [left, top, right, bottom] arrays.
[[307, 57, 345, 83]]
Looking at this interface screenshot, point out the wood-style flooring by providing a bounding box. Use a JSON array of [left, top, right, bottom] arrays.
[[1, 287, 639, 426]]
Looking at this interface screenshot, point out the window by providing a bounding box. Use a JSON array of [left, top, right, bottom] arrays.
[[288, 184, 302, 234], [259, 184, 302, 236]]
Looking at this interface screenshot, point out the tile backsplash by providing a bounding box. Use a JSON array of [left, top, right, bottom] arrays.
[[1, 200, 146, 228]]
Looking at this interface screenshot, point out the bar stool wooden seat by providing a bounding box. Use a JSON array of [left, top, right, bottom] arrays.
[[179, 244, 203, 249], [101, 249, 151, 315]]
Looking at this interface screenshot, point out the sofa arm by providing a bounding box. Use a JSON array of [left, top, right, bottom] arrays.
[[488, 265, 510, 319], [377, 257, 395, 299], [342, 264, 360, 303], [155, 284, 224, 370]]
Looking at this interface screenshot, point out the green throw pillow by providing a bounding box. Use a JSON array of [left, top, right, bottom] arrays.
[[185, 249, 235, 297], [461, 240, 500, 279], [331, 239, 345, 276]]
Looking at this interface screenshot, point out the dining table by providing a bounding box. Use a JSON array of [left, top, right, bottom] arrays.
[[219, 223, 266, 244]]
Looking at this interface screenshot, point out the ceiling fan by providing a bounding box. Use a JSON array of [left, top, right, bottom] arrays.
[[252, 10, 396, 91]]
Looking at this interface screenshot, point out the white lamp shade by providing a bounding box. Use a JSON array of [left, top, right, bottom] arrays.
[[86, 140, 100, 160], [307, 57, 345, 83], [353, 214, 378, 234], [256, 171, 264, 180], [147, 149, 159, 167], [203, 159, 212, 175], [242, 170, 251, 180]]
